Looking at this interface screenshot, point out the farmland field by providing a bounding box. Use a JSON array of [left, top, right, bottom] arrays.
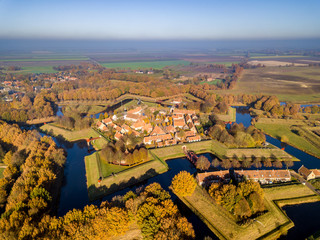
[[230, 66, 320, 103], [0, 53, 91, 73], [100, 60, 190, 69]]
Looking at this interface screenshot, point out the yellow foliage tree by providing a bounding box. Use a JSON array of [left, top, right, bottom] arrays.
[[171, 171, 196, 197]]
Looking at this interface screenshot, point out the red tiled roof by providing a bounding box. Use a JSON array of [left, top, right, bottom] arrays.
[[186, 135, 201, 142], [197, 171, 230, 184], [131, 120, 145, 130], [311, 169, 320, 177], [150, 126, 166, 136], [114, 131, 123, 140], [125, 113, 140, 121], [127, 107, 142, 115], [102, 118, 112, 125], [298, 165, 312, 178], [235, 169, 291, 180], [174, 119, 185, 127], [166, 125, 176, 133]]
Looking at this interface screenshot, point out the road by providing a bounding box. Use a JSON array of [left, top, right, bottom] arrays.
[[290, 171, 320, 195]]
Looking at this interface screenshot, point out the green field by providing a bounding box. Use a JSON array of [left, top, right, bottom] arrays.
[[176, 184, 318, 240], [255, 120, 320, 158], [100, 60, 190, 69]]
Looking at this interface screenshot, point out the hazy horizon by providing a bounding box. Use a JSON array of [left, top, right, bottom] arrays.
[[1, 0, 320, 40], [1, 38, 320, 53]]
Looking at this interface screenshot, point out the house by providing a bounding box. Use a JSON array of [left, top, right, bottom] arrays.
[[112, 124, 122, 132], [311, 169, 320, 178], [143, 133, 172, 145], [121, 124, 131, 134], [114, 131, 123, 141], [97, 121, 108, 131], [173, 119, 186, 129], [131, 120, 145, 131], [165, 125, 176, 133], [127, 107, 143, 115], [150, 126, 166, 136], [186, 134, 201, 142], [102, 118, 113, 125], [234, 169, 291, 184], [298, 165, 320, 180], [172, 114, 184, 120], [185, 114, 192, 124], [196, 171, 231, 187], [143, 123, 153, 133], [174, 109, 196, 115], [125, 113, 140, 122]]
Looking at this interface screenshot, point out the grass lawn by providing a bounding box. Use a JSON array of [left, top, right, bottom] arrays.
[[99, 153, 129, 178], [0, 168, 4, 178], [177, 184, 318, 240], [85, 153, 100, 190], [255, 121, 320, 158], [100, 60, 190, 69]]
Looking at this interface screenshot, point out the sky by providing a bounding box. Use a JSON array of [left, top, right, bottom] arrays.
[[0, 0, 319, 40]]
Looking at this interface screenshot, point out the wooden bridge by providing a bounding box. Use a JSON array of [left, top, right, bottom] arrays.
[[182, 145, 198, 166]]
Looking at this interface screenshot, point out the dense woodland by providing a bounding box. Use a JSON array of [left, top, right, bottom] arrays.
[[0, 121, 66, 239]]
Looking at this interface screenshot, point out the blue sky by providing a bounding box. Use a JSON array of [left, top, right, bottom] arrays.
[[0, 0, 319, 40]]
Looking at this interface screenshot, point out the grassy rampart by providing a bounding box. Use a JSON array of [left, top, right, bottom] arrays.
[[174, 183, 318, 240]]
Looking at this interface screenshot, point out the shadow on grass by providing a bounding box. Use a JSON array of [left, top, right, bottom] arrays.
[[88, 168, 159, 201]]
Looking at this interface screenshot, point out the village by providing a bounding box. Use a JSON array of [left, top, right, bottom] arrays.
[[96, 104, 202, 148]]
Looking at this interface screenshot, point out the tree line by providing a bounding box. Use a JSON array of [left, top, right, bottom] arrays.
[[100, 133, 147, 166]]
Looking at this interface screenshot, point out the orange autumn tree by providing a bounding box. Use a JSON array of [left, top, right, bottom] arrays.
[[171, 171, 196, 197]]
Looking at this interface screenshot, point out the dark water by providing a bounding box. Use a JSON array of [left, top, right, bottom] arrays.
[[281, 202, 320, 240], [57, 140, 90, 216]]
